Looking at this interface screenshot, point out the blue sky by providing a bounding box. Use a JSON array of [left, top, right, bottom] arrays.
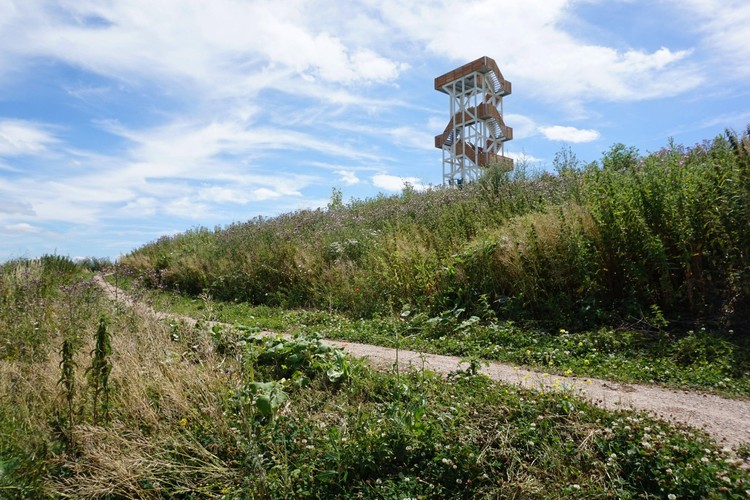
[[1, 0, 749, 261]]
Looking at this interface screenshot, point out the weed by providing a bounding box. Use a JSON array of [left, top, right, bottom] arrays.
[[57, 333, 77, 450], [86, 317, 112, 425]]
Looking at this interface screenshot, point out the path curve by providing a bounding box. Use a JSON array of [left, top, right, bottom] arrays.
[[94, 275, 750, 449]]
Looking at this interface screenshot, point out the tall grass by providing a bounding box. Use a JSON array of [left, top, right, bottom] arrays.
[[3, 255, 750, 497], [122, 128, 750, 332]]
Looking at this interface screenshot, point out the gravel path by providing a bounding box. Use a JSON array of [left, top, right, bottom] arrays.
[[95, 275, 750, 449]]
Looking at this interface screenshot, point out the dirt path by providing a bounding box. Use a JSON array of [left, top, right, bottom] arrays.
[[95, 275, 750, 450]]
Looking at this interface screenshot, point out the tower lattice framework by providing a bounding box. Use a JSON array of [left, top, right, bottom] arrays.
[[435, 56, 513, 185]]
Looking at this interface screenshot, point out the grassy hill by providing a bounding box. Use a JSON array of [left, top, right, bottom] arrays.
[[123, 129, 750, 333]]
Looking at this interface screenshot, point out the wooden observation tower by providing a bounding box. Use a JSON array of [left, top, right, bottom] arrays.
[[434, 56, 513, 185]]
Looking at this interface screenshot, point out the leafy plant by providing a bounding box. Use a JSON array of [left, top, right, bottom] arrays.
[[86, 317, 112, 425], [57, 334, 77, 449]]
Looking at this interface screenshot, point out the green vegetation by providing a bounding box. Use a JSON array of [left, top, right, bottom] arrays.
[[4, 128, 750, 497], [115, 128, 750, 397], [3, 257, 750, 498], [137, 287, 750, 397], [123, 128, 750, 332]]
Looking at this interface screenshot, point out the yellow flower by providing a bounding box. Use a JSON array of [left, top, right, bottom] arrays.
[[179, 417, 188, 428], [564, 369, 573, 376]]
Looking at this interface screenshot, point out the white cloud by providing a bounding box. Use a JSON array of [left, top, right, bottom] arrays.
[[504, 114, 537, 140], [539, 125, 601, 143], [505, 151, 543, 164], [701, 111, 750, 130], [0, 0, 744, 261], [0, 200, 35, 216], [165, 197, 213, 220], [120, 197, 158, 217], [389, 126, 436, 151], [372, 174, 428, 192], [373, 0, 702, 104], [335, 169, 361, 186], [427, 116, 446, 133], [0, 120, 58, 156], [198, 186, 295, 204], [674, 0, 750, 77], [3, 223, 41, 234], [2, 0, 406, 101]]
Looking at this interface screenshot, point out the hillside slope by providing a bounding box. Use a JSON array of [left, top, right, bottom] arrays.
[[123, 129, 750, 332]]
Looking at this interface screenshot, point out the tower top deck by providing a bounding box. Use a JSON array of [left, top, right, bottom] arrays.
[[434, 56, 512, 96]]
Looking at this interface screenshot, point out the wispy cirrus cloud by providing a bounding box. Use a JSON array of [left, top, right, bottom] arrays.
[[673, 0, 750, 78], [0, 120, 59, 156], [3, 222, 41, 234], [370, 0, 702, 105]]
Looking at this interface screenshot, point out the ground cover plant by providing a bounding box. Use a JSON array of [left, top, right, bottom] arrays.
[[4, 258, 750, 498], [135, 284, 750, 398]]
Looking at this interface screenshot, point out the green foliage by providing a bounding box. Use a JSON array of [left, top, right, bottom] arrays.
[[143, 284, 750, 397], [57, 335, 77, 449], [2, 269, 750, 497], [219, 368, 750, 498], [86, 317, 112, 425], [122, 128, 750, 332]]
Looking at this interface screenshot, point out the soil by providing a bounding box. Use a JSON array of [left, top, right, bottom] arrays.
[[94, 275, 750, 451]]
